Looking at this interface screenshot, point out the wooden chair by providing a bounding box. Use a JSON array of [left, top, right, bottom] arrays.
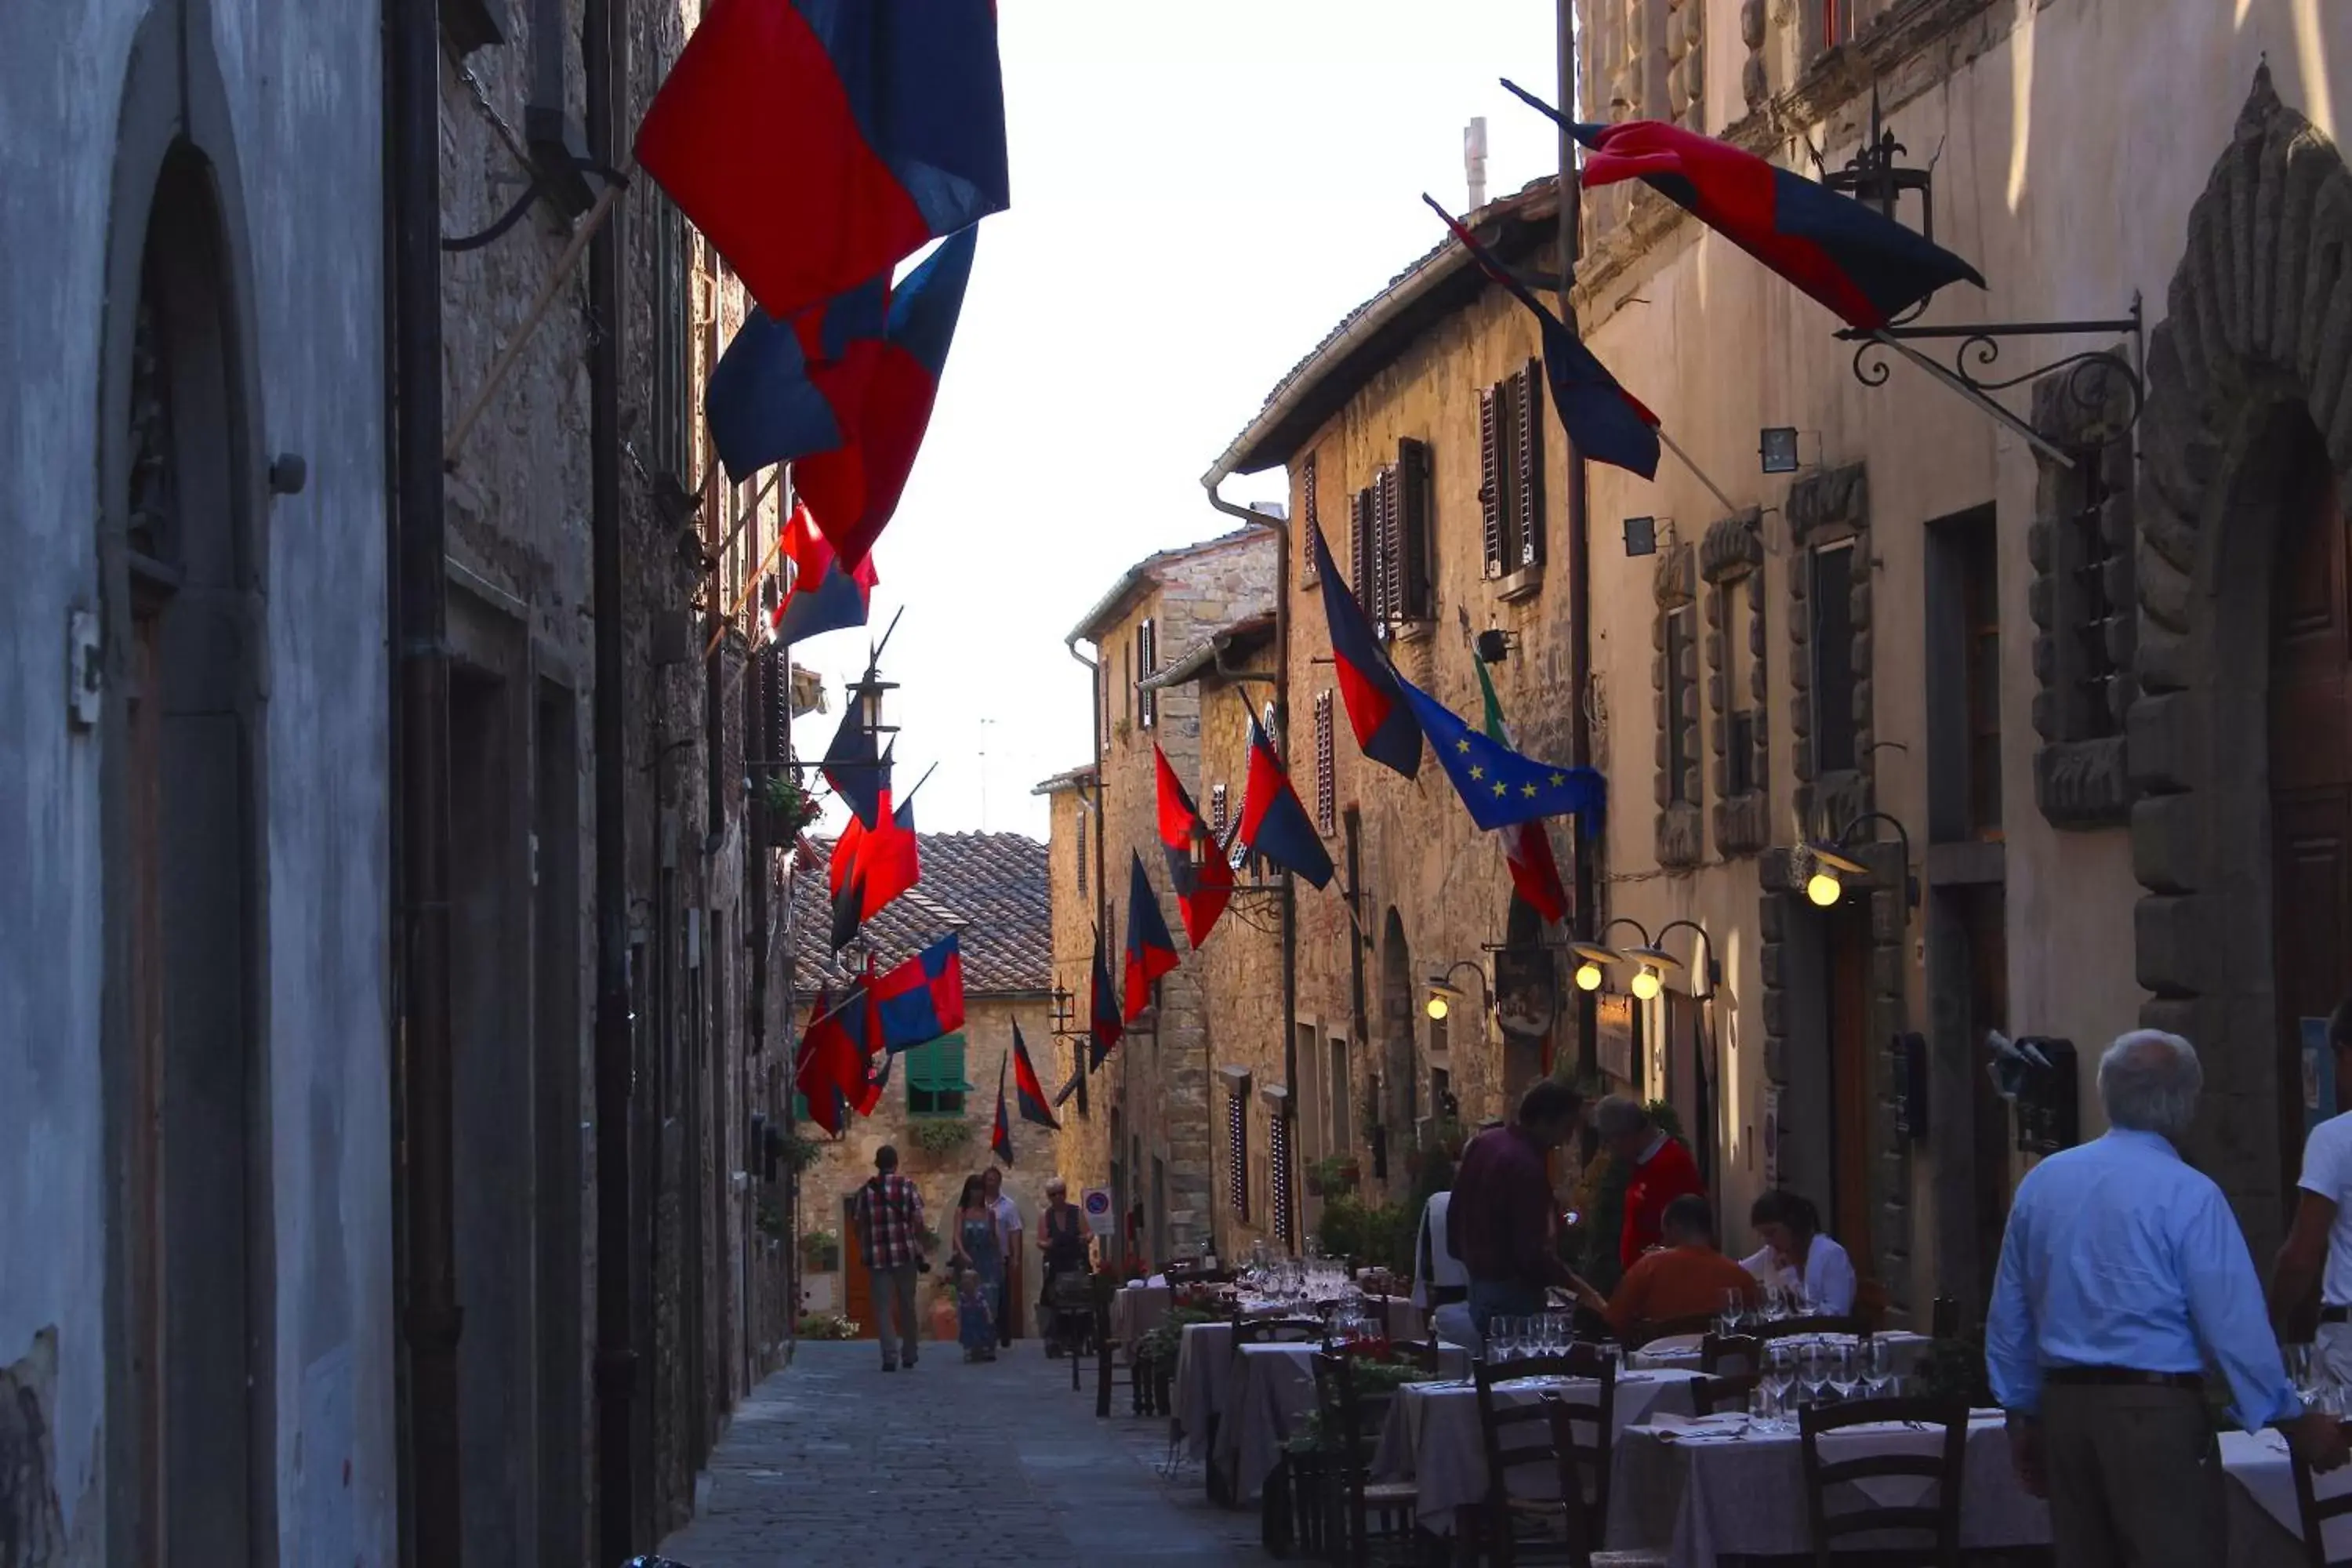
[[1309, 1351, 1423, 1566], [1469, 1348, 1618, 1567], [1536, 1396, 1670, 1568], [1700, 1332, 1762, 1376], [1090, 1272, 1160, 1418], [2289, 1417, 2352, 1567], [1688, 1372, 1760, 1417], [1797, 1396, 1969, 1568]]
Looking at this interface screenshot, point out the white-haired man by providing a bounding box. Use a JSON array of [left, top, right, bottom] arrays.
[[1987, 1030, 2348, 1563]]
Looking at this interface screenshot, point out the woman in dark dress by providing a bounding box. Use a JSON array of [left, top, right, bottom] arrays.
[[1035, 1178, 1091, 1352]]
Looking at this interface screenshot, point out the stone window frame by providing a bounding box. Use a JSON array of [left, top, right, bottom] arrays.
[[1702, 511, 1770, 855], [1653, 541, 1704, 868], [2027, 362, 2138, 829], [1787, 463, 1876, 839]]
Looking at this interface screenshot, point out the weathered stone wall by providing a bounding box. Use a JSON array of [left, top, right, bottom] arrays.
[[1042, 780, 1116, 1212]]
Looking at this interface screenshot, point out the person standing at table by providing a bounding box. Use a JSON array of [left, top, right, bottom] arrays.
[[850, 1145, 927, 1374], [982, 1165, 1023, 1346], [1446, 1080, 1588, 1337], [1741, 1189, 1856, 1315], [1987, 1029, 2348, 1565], [1571, 1193, 1758, 1339], [1595, 1095, 1704, 1269], [2270, 997, 2352, 1378]]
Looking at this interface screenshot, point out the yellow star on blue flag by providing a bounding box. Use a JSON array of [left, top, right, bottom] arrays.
[[1395, 672, 1606, 832]]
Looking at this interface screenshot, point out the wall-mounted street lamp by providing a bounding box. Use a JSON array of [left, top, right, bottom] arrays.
[[1571, 943, 1615, 993], [1475, 627, 1515, 665], [1759, 426, 1805, 475], [1424, 960, 1490, 1022], [1623, 517, 1661, 557], [1803, 810, 1918, 909], [1574, 918, 1683, 998]]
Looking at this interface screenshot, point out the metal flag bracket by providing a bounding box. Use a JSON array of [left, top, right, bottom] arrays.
[[1835, 295, 2145, 471]]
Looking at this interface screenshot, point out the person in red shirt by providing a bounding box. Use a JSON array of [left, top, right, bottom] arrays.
[[1597, 1094, 1705, 1269]]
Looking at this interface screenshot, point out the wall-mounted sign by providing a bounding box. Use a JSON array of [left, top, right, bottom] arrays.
[[1494, 946, 1556, 1040], [1595, 994, 1635, 1084], [1082, 1187, 1115, 1237]]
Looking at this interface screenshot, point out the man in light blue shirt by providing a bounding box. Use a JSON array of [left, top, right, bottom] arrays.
[[1988, 1030, 2347, 1564]]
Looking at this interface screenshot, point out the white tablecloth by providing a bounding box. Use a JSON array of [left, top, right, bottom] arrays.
[[1367, 1368, 1704, 1535], [1202, 1341, 1475, 1504], [1109, 1284, 1171, 1349]]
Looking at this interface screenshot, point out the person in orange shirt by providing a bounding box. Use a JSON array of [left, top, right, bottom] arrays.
[[1572, 1194, 1759, 1339]]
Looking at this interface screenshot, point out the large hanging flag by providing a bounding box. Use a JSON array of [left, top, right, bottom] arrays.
[[633, 0, 1008, 323], [831, 793, 920, 949], [1475, 661, 1570, 923], [796, 986, 879, 1134], [1422, 196, 1661, 481], [1011, 1024, 1061, 1131], [1153, 745, 1233, 947], [1501, 82, 1983, 332], [1237, 713, 1334, 890], [989, 1053, 1014, 1166], [876, 933, 965, 1051], [771, 503, 877, 645], [795, 226, 980, 571], [1087, 935, 1123, 1069], [1307, 524, 1422, 778], [821, 699, 891, 829], [706, 278, 890, 484], [1122, 853, 1179, 1022], [1397, 673, 1607, 833]]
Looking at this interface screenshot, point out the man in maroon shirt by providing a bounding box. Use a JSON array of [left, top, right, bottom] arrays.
[[1597, 1094, 1706, 1269], [1447, 1080, 1589, 1337]]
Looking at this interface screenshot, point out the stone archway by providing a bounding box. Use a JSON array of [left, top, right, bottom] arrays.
[[2129, 67, 2352, 1258]]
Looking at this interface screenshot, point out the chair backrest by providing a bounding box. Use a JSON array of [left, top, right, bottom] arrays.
[[1235, 1316, 1327, 1348], [2288, 1417, 2352, 1568], [1700, 1332, 1762, 1376], [1537, 1396, 1607, 1566], [1798, 1396, 1969, 1568], [1690, 1372, 1759, 1417], [1754, 1314, 1864, 1341], [1472, 1352, 1618, 1540]]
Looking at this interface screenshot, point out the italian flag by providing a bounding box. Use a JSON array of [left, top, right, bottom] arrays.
[[1476, 661, 1570, 923]]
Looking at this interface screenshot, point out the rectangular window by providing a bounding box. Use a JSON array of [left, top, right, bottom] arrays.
[[1137, 618, 1158, 730], [1725, 573, 1759, 797], [1512, 363, 1544, 569], [1313, 691, 1336, 834], [1210, 782, 1229, 840], [1328, 1037, 1352, 1157], [906, 1032, 968, 1118], [1430, 1065, 1453, 1123], [2070, 450, 2125, 739], [1812, 542, 1858, 774], [1301, 451, 1320, 586], [1351, 488, 1376, 615], [1226, 1086, 1250, 1220], [1296, 1022, 1323, 1158], [1479, 386, 1507, 579], [1396, 437, 1433, 621], [1960, 514, 2003, 835], [1665, 604, 1698, 805], [1269, 1108, 1293, 1246]]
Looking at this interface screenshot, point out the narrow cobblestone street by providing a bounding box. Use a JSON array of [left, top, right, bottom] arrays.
[[654, 1341, 1273, 1567]]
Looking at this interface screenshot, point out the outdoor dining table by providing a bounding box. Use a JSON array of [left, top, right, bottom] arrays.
[[1171, 1299, 1427, 1457], [1625, 1327, 1933, 1373], [1109, 1283, 1171, 1350], [1205, 1340, 1476, 1506], [1366, 1367, 1704, 1535]]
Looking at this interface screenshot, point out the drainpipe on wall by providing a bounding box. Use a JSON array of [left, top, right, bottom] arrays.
[[1202, 481, 1299, 1253], [1558, 0, 1599, 1085], [1065, 636, 1105, 1122], [388, 0, 462, 1555], [583, 0, 639, 1556]]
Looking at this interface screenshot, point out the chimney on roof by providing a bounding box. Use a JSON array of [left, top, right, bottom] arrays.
[[1464, 116, 1489, 212]]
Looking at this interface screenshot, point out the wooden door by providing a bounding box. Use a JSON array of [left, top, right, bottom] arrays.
[[2270, 430, 2352, 1200], [840, 1194, 876, 1339], [1827, 905, 1873, 1269]]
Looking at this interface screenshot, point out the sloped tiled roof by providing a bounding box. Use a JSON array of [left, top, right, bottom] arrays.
[[789, 830, 1050, 997]]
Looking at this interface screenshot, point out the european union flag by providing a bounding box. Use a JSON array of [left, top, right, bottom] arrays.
[[1396, 673, 1606, 833]]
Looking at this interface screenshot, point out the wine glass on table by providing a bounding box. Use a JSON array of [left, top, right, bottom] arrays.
[[1764, 1345, 1798, 1432], [1799, 1341, 1831, 1407], [1864, 1335, 1898, 1399], [1719, 1287, 1748, 1340], [1827, 1343, 1860, 1404]]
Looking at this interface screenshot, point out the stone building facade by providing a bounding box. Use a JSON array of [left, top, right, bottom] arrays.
[[1051, 530, 1278, 1265]]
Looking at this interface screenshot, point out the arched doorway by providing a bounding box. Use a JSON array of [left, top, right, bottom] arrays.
[[2129, 67, 2352, 1261], [1380, 909, 1416, 1196]]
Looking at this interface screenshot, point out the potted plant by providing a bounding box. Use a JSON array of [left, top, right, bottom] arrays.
[[1305, 1153, 1361, 1199], [911, 1119, 975, 1160], [779, 1130, 824, 1177], [760, 770, 823, 843], [797, 1226, 840, 1272]]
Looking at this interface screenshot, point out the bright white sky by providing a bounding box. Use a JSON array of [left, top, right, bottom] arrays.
[[791, 1, 1566, 840]]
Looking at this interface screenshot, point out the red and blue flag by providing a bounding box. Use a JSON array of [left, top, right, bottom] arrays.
[[796, 985, 880, 1134], [1122, 852, 1179, 1023], [1502, 82, 1984, 332], [1087, 935, 1122, 1069], [634, 0, 1008, 323], [771, 502, 877, 645], [1423, 195, 1661, 481], [829, 793, 919, 950], [1011, 1024, 1060, 1131], [796, 225, 980, 571], [875, 933, 964, 1052], [1308, 523, 1422, 779], [1239, 713, 1334, 890], [821, 697, 891, 829], [1153, 744, 1232, 948], [989, 1053, 1014, 1167], [706, 277, 890, 484]]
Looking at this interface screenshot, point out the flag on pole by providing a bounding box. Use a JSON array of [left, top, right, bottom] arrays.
[[821, 699, 891, 828], [633, 0, 1007, 323], [706, 278, 890, 483], [1052, 1063, 1083, 1109], [829, 793, 920, 950], [1122, 852, 1179, 1022], [1087, 935, 1123, 1069], [795, 225, 980, 571], [1153, 744, 1233, 947], [1475, 662, 1570, 923], [1237, 713, 1334, 889], [876, 933, 965, 1051], [1307, 524, 1422, 778], [1011, 1024, 1060, 1131], [1422, 195, 1661, 481], [771, 503, 877, 645], [1502, 82, 1984, 332], [989, 1052, 1014, 1166], [1396, 673, 1606, 833]]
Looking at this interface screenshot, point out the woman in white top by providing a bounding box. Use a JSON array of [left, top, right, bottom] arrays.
[[1740, 1189, 1857, 1315]]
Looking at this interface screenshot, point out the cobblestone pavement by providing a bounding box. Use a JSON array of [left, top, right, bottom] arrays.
[[652, 1341, 1274, 1568]]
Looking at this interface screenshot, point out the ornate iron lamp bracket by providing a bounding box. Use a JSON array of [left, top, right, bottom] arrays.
[[1835, 294, 2147, 445]]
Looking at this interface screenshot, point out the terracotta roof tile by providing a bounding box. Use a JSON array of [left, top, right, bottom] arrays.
[[789, 830, 1051, 997]]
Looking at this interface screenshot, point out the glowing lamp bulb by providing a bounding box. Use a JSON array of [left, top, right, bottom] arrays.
[[1806, 870, 1843, 907], [1425, 993, 1450, 1021], [1574, 961, 1604, 993], [1631, 964, 1664, 1002]]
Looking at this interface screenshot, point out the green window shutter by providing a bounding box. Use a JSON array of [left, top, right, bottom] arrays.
[[907, 1033, 969, 1117]]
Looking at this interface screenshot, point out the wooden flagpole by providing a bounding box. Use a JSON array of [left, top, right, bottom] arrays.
[[1870, 331, 2075, 468], [445, 169, 632, 466], [704, 469, 789, 660], [1655, 430, 1741, 519]]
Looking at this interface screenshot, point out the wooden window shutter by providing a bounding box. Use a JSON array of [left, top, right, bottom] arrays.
[[1314, 691, 1336, 834], [1374, 463, 1401, 622], [1227, 1088, 1249, 1220], [1301, 452, 1320, 586], [1075, 809, 1087, 897], [1479, 387, 1506, 580], [1138, 617, 1158, 729], [1210, 782, 1229, 840], [1350, 488, 1375, 615], [1515, 361, 1545, 568], [1398, 438, 1432, 620]]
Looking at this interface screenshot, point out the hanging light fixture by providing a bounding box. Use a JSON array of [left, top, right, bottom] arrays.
[[1570, 943, 1617, 993], [1622, 943, 1681, 1002], [1805, 846, 1871, 908]]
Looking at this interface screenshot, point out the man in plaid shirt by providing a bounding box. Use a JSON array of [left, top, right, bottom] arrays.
[[852, 1145, 928, 1370]]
